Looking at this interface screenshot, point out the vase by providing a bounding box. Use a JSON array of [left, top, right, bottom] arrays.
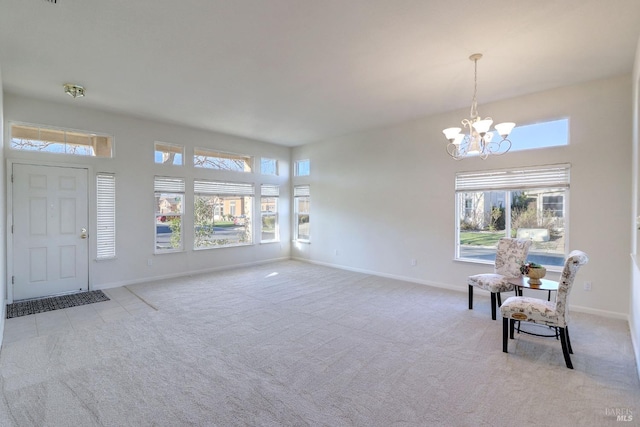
[[527, 267, 547, 285]]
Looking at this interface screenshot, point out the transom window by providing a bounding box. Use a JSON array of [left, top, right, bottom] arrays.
[[295, 159, 310, 176], [261, 158, 278, 175], [508, 118, 569, 152], [455, 164, 570, 267], [194, 148, 253, 172], [10, 123, 113, 158], [155, 142, 184, 165]]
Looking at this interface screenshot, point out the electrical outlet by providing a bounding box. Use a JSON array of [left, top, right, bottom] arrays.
[[584, 281, 592, 291], [147, 259, 153, 266], [334, 249, 340, 256], [410, 258, 417, 266]]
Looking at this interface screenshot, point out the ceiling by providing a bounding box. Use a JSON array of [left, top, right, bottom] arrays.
[[1, 0, 639, 147]]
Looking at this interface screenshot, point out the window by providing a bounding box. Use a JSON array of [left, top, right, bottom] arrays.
[[508, 118, 569, 152], [96, 173, 116, 259], [261, 158, 278, 175], [155, 177, 185, 253], [194, 148, 253, 172], [10, 123, 113, 158], [193, 180, 254, 249], [261, 185, 279, 242], [155, 142, 184, 165], [294, 185, 310, 241], [295, 159, 310, 176], [455, 164, 569, 267]]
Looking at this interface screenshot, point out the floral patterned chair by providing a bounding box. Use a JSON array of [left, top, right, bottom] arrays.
[[467, 237, 532, 320], [500, 250, 589, 369]]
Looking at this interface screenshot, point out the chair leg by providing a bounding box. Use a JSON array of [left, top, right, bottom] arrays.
[[468, 285, 473, 310], [503, 317, 509, 353], [509, 318, 515, 339], [496, 292, 503, 307], [565, 326, 573, 354], [490, 293, 497, 320], [559, 327, 574, 369]]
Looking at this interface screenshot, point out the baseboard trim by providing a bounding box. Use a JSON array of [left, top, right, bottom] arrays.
[[94, 257, 291, 290], [292, 257, 628, 320]]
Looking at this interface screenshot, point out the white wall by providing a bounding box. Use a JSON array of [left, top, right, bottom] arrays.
[[292, 75, 632, 318], [630, 35, 640, 379], [3, 93, 291, 295], [0, 66, 5, 348]]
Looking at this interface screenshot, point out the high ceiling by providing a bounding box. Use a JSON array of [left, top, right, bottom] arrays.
[[1, 0, 639, 146]]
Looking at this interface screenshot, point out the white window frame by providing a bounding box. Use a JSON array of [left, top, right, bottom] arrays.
[[294, 185, 310, 242], [260, 184, 280, 243], [194, 148, 253, 172], [154, 177, 185, 253], [154, 141, 184, 166], [10, 122, 113, 158], [260, 158, 278, 175], [294, 159, 310, 176], [96, 173, 116, 260], [455, 164, 570, 268], [193, 180, 255, 249]]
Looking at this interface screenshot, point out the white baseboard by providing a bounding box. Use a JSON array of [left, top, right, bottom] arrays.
[[94, 257, 291, 290], [292, 257, 629, 320]]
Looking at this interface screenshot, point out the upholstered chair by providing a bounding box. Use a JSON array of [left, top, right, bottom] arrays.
[[500, 250, 589, 369], [468, 237, 532, 320]]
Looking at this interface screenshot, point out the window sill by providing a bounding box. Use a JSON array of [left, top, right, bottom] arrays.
[[454, 257, 563, 273]]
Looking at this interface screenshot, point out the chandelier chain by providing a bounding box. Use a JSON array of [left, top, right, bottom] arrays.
[[470, 57, 478, 120]]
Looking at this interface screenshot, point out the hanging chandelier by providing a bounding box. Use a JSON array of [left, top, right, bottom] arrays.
[[442, 54, 514, 160]]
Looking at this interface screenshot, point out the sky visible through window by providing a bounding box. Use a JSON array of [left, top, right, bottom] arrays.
[[508, 118, 568, 152]]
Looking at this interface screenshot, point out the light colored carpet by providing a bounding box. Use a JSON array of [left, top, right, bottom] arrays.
[[0, 260, 638, 426]]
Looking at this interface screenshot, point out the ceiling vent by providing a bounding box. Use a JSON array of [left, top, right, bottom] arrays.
[[45, 0, 57, 3]]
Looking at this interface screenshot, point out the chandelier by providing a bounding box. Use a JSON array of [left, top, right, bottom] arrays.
[[442, 54, 514, 160]]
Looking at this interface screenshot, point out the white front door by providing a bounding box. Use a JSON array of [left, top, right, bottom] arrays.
[[12, 164, 89, 300]]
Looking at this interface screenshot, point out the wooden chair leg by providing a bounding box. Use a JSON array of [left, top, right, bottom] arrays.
[[565, 326, 573, 354], [559, 327, 574, 369], [496, 292, 503, 307], [490, 293, 497, 320], [509, 318, 515, 339], [468, 285, 473, 310], [502, 317, 509, 353]]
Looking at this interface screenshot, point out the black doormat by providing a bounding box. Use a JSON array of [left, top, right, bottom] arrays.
[[6, 290, 110, 319]]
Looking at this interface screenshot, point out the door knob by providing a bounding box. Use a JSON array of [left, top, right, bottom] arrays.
[[80, 228, 87, 239]]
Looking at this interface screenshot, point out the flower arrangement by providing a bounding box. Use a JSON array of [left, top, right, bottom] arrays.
[[519, 261, 543, 275]]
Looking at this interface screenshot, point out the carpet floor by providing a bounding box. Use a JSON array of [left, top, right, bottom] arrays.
[[0, 260, 638, 426]]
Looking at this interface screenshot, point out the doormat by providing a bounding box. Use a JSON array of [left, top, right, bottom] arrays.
[[6, 290, 110, 319]]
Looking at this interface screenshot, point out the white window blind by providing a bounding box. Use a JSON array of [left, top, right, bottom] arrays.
[[154, 176, 185, 193], [455, 164, 570, 192], [194, 180, 254, 196], [96, 173, 116, 259], [294, 185, 310, 197], [261, 184, 280, 197]]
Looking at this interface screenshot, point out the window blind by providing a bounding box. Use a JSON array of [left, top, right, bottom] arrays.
[[154, 176, 185, 193], [294, 185, 310, 197], [194, 180, 254, 196], [96, 173, 116, 259], [261, 184, 280, 197], [455, 164, 570, 192]]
